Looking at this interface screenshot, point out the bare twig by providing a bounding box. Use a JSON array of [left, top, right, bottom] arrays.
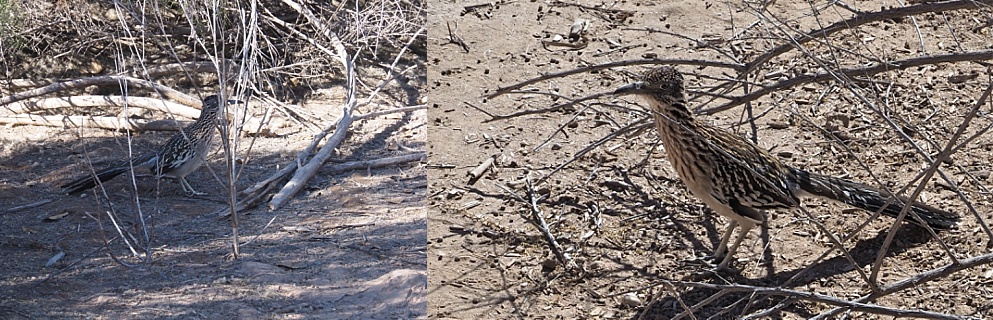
[[1, 62, 231, 90], [228, 152, 424, 213], [657, 279, 965, 319], [446, 21, 470, 53], [0, 75, 198, 107], [744, 0, 993, 74], [3, 199, 54, 213], [0, 115, 190, 131], [268, 0, 357, 210], [485, 59, 743, 99], [467, 155, 495, 185], [2, 96, 200, 118], [813, 252, 993, 319], [324, 152, 425, 173], [499, 174, 579, 271], [699, 50, 993, 115]]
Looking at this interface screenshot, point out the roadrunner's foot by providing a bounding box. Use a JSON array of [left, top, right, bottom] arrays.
[[179, 178, 207, 196]]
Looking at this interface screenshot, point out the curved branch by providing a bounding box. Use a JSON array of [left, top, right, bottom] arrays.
[[0, 75, 198, 107], [2, 96, 200, 118], [0, 114, 188, 131], [699, 50, 993, 115], [485, 59, 743, 99], [813, 252, 993, 319], [745, 0, 993, 73]]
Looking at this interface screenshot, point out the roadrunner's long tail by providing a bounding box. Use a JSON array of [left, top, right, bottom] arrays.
[[789, 167, 960, 229], [61, 154, 157, 195]]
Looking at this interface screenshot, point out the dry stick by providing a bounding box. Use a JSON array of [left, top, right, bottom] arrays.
[[483, 91, 609, 123], [869, 77, 993, 282], [485, 59, 743, 99], [356, 26, 425, 109], [536, 120, 652, 185], [234, 106, 425, 210], [743, 0, 993, 74], [324, 152, 425, 173], [2, 96, 200, 118], [792, 207, 880, 292], [354, 104, 426, 120], [264, 0, 424, 210], [3, 199, 54, 213], [2, 61, 228, 90], [773, 7, 980, 238], [699, 49, 993, 115], [813, 252, 993, 319], [467, 155, 495, 185], [497, 175, 578, 271], [657, 280, 964, 319], [268, 0, 357, 210], [0, 115, 191, 131], [225, 153, 424, 214], [0, 75, 197, 108], [668, 288, 731, 320], [130, 61, 228, 79]]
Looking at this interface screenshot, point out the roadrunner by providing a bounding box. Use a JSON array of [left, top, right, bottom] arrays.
[[62, 95, 235, 195], [614, 67, 960, 271]]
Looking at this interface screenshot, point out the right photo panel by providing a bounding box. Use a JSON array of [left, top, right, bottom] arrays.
[[427, 0, 993, 319]]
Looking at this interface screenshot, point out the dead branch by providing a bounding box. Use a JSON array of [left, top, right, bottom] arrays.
[[233, 103, 424, 211], [496, 174, 579, 272], [130, 61, 231, 79], [660, 280, 964, 319], [3, 199, 54, 213], [268, 0, 358, 210], [228, 152, 424, 213], [467, 155, 495, 185], [355, 104, 426, 120], [699, 50, 993, 115], [1, 61, 232, 90], [2, 96, 200, 118], [744, 0, 993, 74], [0, 75, 198, 107], [0, 115, 189, 131], [813, 252, 993, 319], [324, 152, 425, 173], [485, 59, 743, 99]]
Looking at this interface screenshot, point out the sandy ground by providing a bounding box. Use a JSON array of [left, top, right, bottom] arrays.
[[0, 66, 428, 318], [426, 0, 993, 319]]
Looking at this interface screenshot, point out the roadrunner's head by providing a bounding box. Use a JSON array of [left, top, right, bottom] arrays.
[[614, 66, 692, 121], [614, 66, 685, 103], [200, 94, 243, 119]]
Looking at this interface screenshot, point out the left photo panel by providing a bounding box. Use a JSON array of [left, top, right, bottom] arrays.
[[0, 1, 426, 318]]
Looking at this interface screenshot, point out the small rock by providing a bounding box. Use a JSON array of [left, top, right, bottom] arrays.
[[620, 293, 642, 307]]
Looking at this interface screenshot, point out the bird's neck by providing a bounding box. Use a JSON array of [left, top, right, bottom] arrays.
[[649, 98, 698, 130]]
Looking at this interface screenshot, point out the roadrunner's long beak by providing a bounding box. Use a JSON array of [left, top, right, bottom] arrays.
[[613, 81, 646, 95]]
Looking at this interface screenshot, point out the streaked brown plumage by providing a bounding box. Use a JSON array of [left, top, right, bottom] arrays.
[[62, 95, 237, 195], [615, 66, 959, 271]]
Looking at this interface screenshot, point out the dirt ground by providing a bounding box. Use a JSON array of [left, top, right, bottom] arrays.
[[427, 1, 993, 319], [0, 69, 427, 318]]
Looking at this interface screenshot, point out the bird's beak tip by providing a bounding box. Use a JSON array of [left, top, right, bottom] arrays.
[[613, 82, 643, 95]]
